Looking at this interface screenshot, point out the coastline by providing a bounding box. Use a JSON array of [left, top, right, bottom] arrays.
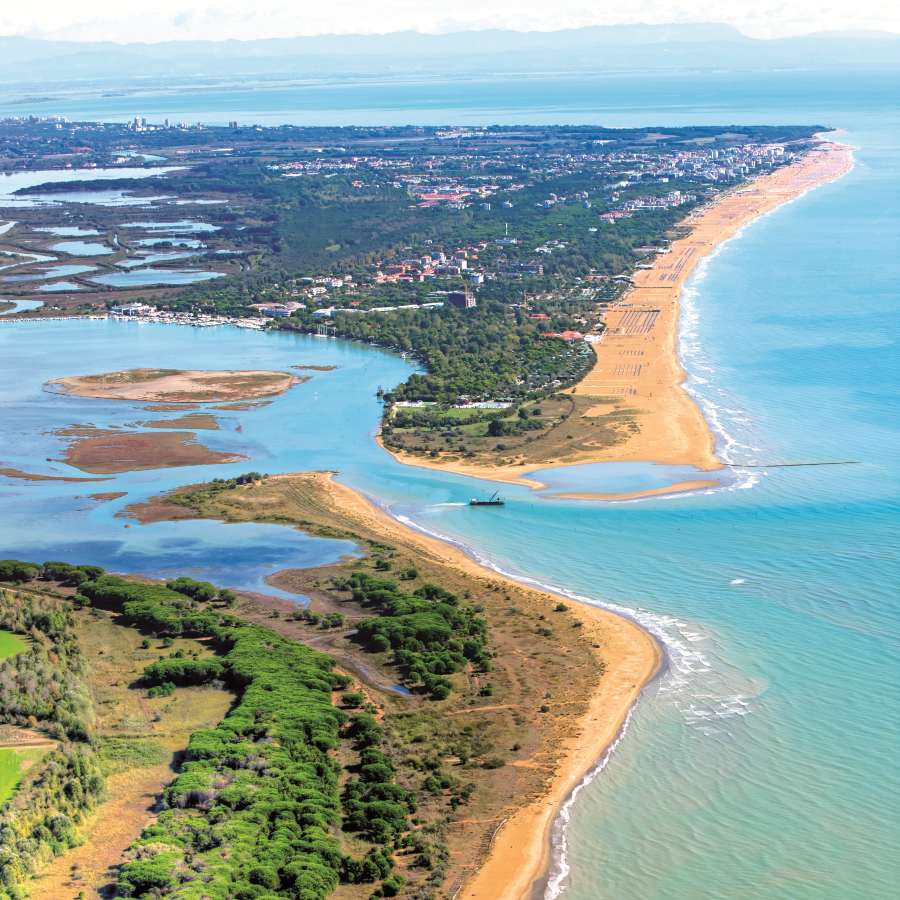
[[306, 473, 661, 899], [379, 140, 854, 493], [126, 469, 660, 898]]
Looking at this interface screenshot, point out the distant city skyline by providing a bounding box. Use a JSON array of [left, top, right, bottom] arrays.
[[1, 1, 897, 44]]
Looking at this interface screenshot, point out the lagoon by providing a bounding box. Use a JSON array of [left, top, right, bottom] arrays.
[[121, 220, 219, 233], [2, 264, 95, 282], [0, 166, 177, 208], [89, 268, 223, 287], [50, 240, 112, 256], [34, 226, 102, 237], [37, 281, 81, 292], [131, 237, 205, 248], [116, 251, 196, 267]]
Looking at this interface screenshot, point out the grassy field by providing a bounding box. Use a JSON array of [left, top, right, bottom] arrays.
[[386, 392, 635, 467], [0, 748, 24, 804], [0, 746, 50, 805], [0, 629, 27, 661]]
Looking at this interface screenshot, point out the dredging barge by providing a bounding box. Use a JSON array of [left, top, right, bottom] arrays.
[[469, 491, 505, 507]]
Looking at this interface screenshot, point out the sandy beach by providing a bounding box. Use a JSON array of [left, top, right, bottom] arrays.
[[299, 473, 660, 899], [382, 140, 854, 490], [569, 140, 853, 472], [125, 469, 659, 897], [553, 478, 719, 503]]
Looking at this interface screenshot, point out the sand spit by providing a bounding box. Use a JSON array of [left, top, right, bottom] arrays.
[[299, 474, 660, 900]]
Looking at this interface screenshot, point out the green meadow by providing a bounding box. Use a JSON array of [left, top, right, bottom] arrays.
[[0, 630, 27, 662]]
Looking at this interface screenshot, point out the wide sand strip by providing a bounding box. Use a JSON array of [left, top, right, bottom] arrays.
[[294, 474, 660, 899], [573, 140, 853, 472], [381, 141, 853, 489]]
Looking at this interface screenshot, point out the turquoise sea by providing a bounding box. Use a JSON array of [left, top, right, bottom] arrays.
[[1, 72, 898, 899]]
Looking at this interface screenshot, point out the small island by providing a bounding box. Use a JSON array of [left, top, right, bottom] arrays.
[[47, 368, 303, 404]]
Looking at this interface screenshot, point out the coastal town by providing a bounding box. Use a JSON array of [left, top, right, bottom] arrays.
[[1, 118, 824, 467]]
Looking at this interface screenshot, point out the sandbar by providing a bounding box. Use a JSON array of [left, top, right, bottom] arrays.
[[136, 413, 220, 431], [553, 478, 719, 502], [0, 466, 111, 483], [48, 367, 302, 403], [86, 491, 128, 502]]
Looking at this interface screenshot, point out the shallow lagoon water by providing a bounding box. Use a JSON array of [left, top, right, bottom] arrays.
[[34, 226, 102, 237], [121, 220, 219, 233], [0, 298, 43, 315], [116, 251, 196, 268], [2, 264, 96, 282], [50, 240, 112, 256], [131, 237, 205, 249], [37, 280, 82, 292], [0, 166, 177, 208], [1, 73, 898, 900], [89, 268, 223, 287]]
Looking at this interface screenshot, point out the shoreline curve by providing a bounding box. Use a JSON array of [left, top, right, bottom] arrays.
[[378, 140, 855, 500], [312, 473, 662, 900]]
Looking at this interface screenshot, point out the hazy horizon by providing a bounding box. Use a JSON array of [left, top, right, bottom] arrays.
[[3, 20, 900, 46], [2, 1, 899, 44]]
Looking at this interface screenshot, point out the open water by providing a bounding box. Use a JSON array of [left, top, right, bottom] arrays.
[[0, 70, 898, 899]]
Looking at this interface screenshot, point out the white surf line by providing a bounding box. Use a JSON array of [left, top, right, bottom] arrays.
[[544, 705, 637, 899], [349, 486, 717, 899], [677, 145, 856, 492]]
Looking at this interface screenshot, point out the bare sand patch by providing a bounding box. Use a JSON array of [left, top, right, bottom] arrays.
[[554, 478, 719, 502]]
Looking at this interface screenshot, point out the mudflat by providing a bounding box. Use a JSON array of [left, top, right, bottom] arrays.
[[54, 427, 247, 474], [48, 367, 303, 403]]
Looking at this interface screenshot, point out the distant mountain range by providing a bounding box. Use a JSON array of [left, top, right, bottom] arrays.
[[1, 24, 898, 83]]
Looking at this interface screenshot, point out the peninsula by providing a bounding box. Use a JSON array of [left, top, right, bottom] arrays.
[[380, 139, 853, 496], [122, 471, 660, 898]]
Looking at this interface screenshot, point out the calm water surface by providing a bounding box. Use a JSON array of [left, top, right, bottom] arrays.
[[1, 73, 898, 900], [89, 268, 223, 287]]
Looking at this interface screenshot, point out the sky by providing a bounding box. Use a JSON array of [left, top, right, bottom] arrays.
[[0, 0, 897, 44]]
